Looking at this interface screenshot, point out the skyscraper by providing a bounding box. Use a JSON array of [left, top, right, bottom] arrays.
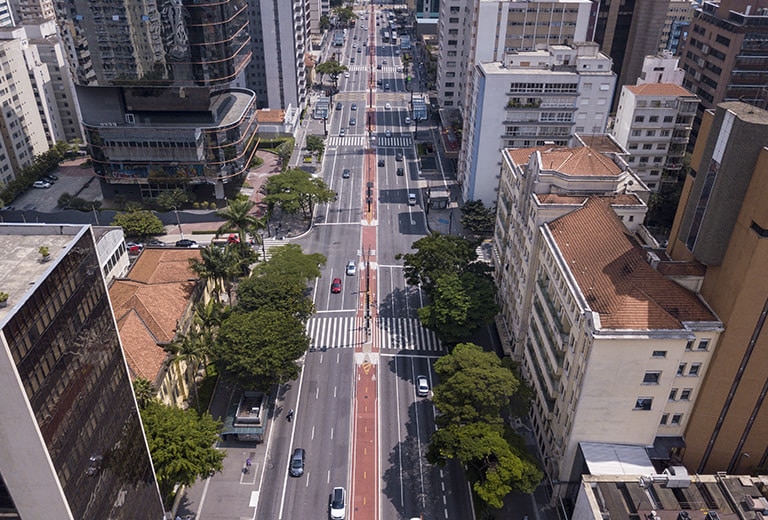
[[668, 102, 768, 474], [0, 223, 164, 519], [57, 0, 258, 199]]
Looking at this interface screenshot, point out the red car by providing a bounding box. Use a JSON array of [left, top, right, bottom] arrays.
[[331, 278, 342, 294]]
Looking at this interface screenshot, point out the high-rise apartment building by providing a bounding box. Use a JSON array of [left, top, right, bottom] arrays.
[[611, 83, 698, 192], [460, 42, 615, 205], [436, 0, 593, 111], [56, 0, 257, 199], [0, 30, 50, 186], [667, 102, 768, 474], [307, 0, 330, 37], [679, 0, 768, 146], [492, 140, 721, 489], [659, 0, 695, 54], [0, 223, 164, 519], [8, 0, 53, 24], [245, 0, 309, 110]]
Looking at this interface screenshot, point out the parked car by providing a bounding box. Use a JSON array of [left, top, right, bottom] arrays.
[[342, 168, 351, 179], [32, 180, 51, 189], [126, 242, 143, 254], [331, 278, 342, 294], [346, 261, 356, 276], [416, 376, 430, 397], [175, 239, 198, 248], [46, 173, 59, 181], [43, 176, 56, 184], [330, 487, 347, 520]]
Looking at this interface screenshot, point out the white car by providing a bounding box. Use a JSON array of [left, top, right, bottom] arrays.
[[405, 116, 411, 124], [330, 487, 346, 519], [385, 102, 392, 110], [344, 71, 350, 78], [346, 261, 357, 276], [33, 180, 51, 189], [416, 376, 429, 397]]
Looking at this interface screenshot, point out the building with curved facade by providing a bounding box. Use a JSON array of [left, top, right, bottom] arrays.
[[57, 0, 257, 198]]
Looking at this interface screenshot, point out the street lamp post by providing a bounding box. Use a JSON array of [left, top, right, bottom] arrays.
[[173, 207, 184, 240]]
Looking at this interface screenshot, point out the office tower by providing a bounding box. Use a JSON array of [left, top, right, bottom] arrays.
[[611, 82, 698, 192], [56, 0, 257, 200], [0, 223, 164, 519], [659, 0, 695, 54], [679, 0, 768, 147], [0, 29, 49, 186], [493, 141, 720, 491], [244, 0, 309, 110], [436, 0, 593, 111], [667, 102, 768, 474], [460, 42, 615, 205]]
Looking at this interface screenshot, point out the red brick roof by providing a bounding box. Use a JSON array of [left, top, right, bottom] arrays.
[[548, 198, 716, 330], [110, 248, 201, 381]]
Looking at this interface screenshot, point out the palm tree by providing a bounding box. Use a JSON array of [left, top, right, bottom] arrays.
[[216, 196, 260, 244], [168, 329, 209, 412], [132, 377, 157, 410], [189, 245, 240, 303]]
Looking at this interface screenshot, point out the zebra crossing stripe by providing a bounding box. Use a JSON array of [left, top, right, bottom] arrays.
[[306, 316, 443, 351]]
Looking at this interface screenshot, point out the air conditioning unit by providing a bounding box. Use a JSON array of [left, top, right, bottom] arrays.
[[125, 113, 135, 124]]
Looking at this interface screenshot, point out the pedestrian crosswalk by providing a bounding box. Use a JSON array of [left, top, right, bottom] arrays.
[[306, 315, 443, 352], [325, 135, 413, 147]]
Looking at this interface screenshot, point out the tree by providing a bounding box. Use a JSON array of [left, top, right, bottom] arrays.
[[166, 328, 210, 411], [275, 138, 294, 170], [397, 233, 479, 293], [111, 210, 165, 238], [262, 168, 335, 219], [253, 243, 325, 285], [315, 59, 348, 90], [460, 200, 496, 235], [431, 343, 520, 426], [216, 196, 260, 244], [140, 401, 226, 504], [189, 245, 241, 302], [155, 188, 189, 211], [319, 14, 331, 31], [332, 6, 357, 26], [426, 422, 542, 508], [237, 273, 315, 322], [306, 135, 326, 157], [132, 377, 157, 409], [213, 308, 311, 390]]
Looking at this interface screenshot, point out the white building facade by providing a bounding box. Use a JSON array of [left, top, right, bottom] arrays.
[[611, 83, 698, 191], [460, 42, 616, 205], [493, 143, 722, 487]]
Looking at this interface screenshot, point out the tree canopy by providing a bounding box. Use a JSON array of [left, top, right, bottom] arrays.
[[431, 343, 520, 426], [111, 210, 165, 238], [315, 59, 348, 87], [140, 400, 225, 504], [237, 271, 315, 322], [426, 343, 542, 508], [399, 234, 498, 344], [213, 308, 310, 390], [460, 200, 496, 235], [306, 135, 326, 157], [261, 167, 335, 219]]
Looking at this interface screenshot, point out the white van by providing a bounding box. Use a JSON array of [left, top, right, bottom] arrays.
[[408, 193, 417, 206]]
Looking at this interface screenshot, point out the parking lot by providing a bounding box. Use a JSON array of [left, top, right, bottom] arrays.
[[5, 160, 100, 213]]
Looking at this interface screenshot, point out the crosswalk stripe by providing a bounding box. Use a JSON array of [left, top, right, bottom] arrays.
[[305, 316, 443, 352]]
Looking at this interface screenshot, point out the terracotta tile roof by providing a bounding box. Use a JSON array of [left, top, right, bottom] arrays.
[[257, 109, 286, 124], [548, 198, 716, 330], [110, 248, 201, 381], [626, 83, 695, 97], [507, 145, 623, 177]]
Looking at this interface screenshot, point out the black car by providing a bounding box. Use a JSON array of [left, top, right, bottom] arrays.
[[396, 167, 404, 176], [378, 159, 385, 167], [47, 173, 59, 181], [396, 151, 403, 161], [342, 168, 351, 178], [175, 239, 198, 248]]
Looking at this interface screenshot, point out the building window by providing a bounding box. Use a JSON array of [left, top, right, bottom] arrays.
[[671, 413, 683, 425], [664, 115, 674, 123], [632, 130, 641, 137], [661, 129, 671, 136], [660, 413, 669, 425], [628, 143, 638, 150], [646, 130, 656, 137], [677, 363, 686, 375], [685, 340, 694, 351], [643, 371, 661, 384], [652, 350, 667, 358], [643, 143, 653, 150], [698, 339, 710, 351], [634, 115, 645, 123], [649, 115, 659, 123], [669, 388, 678, 400], [689, 363, 701, 376], [635, 397, 653, 410], [680, 388, 692, 400]]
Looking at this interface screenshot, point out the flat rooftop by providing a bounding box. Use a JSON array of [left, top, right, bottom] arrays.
[[0, 224, 88, 325]]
